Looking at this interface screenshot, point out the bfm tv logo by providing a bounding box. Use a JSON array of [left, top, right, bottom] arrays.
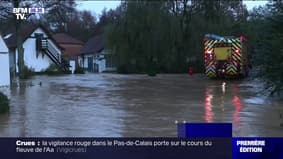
[[13, 8, 45, 20]]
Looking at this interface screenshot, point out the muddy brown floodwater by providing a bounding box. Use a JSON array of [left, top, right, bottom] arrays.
[[0, 74, 282, 137]]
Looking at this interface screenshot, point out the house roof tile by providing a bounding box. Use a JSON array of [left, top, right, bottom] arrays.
[[3, 24, 63, 50], [53, 33, 84, 45], [79, 35, 104, 55]]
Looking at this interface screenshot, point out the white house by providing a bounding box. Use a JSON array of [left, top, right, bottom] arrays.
[[3, 24, 68, 74], [0, 35, 10, 86], [78, 35, 116, 73]]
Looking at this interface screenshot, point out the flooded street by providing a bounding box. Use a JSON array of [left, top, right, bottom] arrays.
[[0, 74, 282, 137]]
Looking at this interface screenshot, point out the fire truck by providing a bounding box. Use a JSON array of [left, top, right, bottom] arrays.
[[203, 34, 249, 78]]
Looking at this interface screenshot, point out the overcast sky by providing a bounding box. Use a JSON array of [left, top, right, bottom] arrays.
[[76, 1, 121, 18], [76, 0, 268, 18]]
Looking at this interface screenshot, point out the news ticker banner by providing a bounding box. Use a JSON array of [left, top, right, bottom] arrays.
[[178, 123, 283, 159], [0, 123, 282, 159], [0, 138, 231, 159]]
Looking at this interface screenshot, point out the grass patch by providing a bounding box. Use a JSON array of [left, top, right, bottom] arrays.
[[44, 64, 67, 75], [19, 66, 35, 79], [74, 66, 85, 74], [0, 92, 9, 114]]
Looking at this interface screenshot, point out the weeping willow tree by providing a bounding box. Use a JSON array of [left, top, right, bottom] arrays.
[[253, 2, 283, 95], [105, 0, 248, 74]]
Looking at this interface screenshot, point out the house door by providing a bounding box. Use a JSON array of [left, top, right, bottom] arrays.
[[94, 63, 99, 72], [87, 57, 93, 72]]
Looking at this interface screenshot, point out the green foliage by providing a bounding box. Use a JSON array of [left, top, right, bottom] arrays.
[[265, 3, 283, 95], [105, 0, 247, 74], [19, 66, 35, 79], [0, 92, 9, 114], [74, 65, 85, 74], [41, 1, 96, 42], [2, 0, 281, 95], [44, 64, 65, 75], [249, 2, 283, 95]]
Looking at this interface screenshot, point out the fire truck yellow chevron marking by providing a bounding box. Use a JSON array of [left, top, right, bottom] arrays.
[[232, 45, 240, 51], [226, 65, 237, 71], [205, 65, 216, 76], [226, 70, 237, 75], [232, 61, 239, 66], [209, 61, 214, 66], [232, 53, 241, 61], [233, 54, 240, 60], [205, 40, 215, 50], [204, 34, 249, 78], [205, 40, 211, 47], [236, 39, 241, 43], [232, 41, 241, 49], [226, 64, 237, 74], [206, 70, 216, 77], [206, 66, 215, 70]]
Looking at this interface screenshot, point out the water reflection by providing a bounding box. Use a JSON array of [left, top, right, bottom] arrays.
[[204, 88, 214, 122], [222, 82, 226, 94], [232, 96, 243, 126], [0, 74, 282, 137]]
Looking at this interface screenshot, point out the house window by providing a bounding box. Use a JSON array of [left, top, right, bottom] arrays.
[[35, 33, 44, 51]]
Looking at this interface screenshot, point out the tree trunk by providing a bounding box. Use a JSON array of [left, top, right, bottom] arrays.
[[14, 0, 25, 79]]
